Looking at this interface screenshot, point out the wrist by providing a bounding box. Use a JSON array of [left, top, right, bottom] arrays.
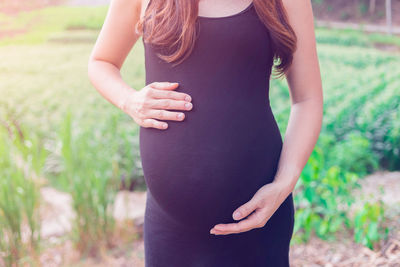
[[271, 175, 297, 200], [118, 87, 136, 113]]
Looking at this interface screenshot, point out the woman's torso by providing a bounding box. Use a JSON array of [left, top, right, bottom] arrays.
[[139, 1, 283, 232]]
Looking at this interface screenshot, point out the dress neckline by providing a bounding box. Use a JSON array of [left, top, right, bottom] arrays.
[[197, 2, 253, 20]]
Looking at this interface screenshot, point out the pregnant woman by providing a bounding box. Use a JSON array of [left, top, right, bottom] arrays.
[[88, 0, 323, 266]]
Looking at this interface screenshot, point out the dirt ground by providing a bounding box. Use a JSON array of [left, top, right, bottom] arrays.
[[32, 171, 400, 267], [1, 1, 399, 266]]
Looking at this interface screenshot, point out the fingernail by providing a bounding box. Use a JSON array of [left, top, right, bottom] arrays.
[[185, 96, 191, 101], [233, 211, 241, 220], [178, 113, 184, 119], [210, 229, 215, 234], [185, 103, 192, 109]]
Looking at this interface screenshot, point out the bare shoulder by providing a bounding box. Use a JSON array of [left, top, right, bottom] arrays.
[[110, 0, 142, 17], [140, 0, 151, 20], [280, 0, 317, 60], [281, 0, 314, 26], [88, 0, 146, 69], [102, 0, 143, 30], [281, 0, 322, 102]]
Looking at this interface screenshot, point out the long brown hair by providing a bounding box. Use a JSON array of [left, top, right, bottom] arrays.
[[136, 0, 297, 77]]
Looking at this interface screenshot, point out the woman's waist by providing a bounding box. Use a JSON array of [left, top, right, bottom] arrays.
[[139, 115, 282, 156]]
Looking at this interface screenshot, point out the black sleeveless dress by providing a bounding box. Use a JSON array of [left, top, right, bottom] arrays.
[[139, 2, 295, 266]]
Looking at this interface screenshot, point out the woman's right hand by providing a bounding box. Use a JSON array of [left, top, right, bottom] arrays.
[[122, 82, 193, 130]]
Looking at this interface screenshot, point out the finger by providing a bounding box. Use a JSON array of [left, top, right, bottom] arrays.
[[210, 229, 225, 235], [150, 82, 179, 90], [151, 88, 192, 102], [141, 118, 168, 130], [212, 213, 266, 235], [232, 197, 259, 221], [213, 211, 262, 235], [149, 98, 193, 111], [147, 109, 186, 122]]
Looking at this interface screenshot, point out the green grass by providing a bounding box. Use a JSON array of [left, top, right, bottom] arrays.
[[1, 5, 400, 48], [0, 28, 145, 195], [315, 27, 400, 48], [0, 29, 144, 136], [0, 124, 45, 266], [0, 5, 399, 252], [0, 6, 108, 46], [1, 26, 398, 184], [1, 4, 399, 179], [58, 111, 120, 255]]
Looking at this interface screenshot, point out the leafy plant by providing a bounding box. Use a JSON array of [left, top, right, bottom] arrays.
[[353, 199, 388, 249], [0, 119, 46, 266], [326, 132, 379, 176], [58, 111, 127, 256], [293, 147, 361, 242]]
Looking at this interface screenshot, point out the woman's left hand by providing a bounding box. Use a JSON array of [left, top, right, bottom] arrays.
[[210, 181, 291, 235]]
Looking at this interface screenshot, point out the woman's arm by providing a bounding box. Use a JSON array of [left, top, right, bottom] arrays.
[[88, 0, 192, 129], [210, 0, 323, 235], [271, 0, 324, 202], [88, 0, 143, 111]]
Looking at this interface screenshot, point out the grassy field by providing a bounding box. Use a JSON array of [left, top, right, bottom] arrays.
[[2, 26, 398, 181], [1, 4, 400, 265]]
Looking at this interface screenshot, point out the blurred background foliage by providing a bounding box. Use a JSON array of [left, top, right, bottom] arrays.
[[0, 0, 399, 265]]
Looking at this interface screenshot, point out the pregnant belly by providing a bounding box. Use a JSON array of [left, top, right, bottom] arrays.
[[139, 103, 282, 231]]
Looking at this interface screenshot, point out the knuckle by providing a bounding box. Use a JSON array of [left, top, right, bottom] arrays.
[[256, 198, 265, 207], [145, 120, 152, 128], [162, 99, 170, 108], [157, 110, 164, 119], [142, 101, 150, 108], [136, 105, 146, 117], [142, 120, 150, 128], [144, 88, 152, 98], [135, 99, 145, 110]]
